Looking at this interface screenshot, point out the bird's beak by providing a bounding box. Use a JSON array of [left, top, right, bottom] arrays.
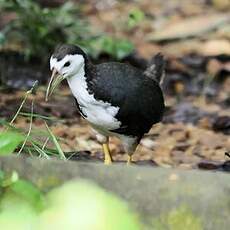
[[45, 68, 65, 101]]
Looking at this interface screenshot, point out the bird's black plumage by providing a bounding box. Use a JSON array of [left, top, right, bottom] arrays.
[[85, 62, 165, 137], [144, 53, 165, 83], [53, 44, 88, 61]]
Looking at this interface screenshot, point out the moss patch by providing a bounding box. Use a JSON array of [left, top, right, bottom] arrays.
[[152, 205, 203, 230]]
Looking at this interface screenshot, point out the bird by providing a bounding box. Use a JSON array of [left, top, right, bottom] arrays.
[[46, 44, 165, 165]]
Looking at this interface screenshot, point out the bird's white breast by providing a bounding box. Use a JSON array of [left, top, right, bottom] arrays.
[[67, 68, 121, 132]]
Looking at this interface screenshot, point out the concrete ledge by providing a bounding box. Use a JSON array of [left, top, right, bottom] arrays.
[[0, 156, 229, 229]]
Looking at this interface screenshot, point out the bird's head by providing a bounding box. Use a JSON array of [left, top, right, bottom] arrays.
[[46, 44, 87, 101]]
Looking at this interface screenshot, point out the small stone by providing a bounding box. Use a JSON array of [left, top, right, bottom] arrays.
[[213, 116, 230, 134], [222, 161, 230, 172], [140, 138, 156, 149], [198, 160, 220, 170], [169, 173, 179, 181]]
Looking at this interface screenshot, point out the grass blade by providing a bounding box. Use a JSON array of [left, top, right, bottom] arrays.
[[18, 100, 34, 155], [45, 122, 66, 160], [9, 80, 38, 125], [19, 112, 60, 121], [31, 143, 50, 159]]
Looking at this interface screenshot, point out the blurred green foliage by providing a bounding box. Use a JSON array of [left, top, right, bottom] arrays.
[[91, 36, 134, 60], [1, 171, 45, 212], [0, 131, 24, 155], [0, 121, 66, 158], [127, 8, 145, 29], [0, 170, 44, 229], [0, 0, 134, 61], [0, 171, 141, 230], [39, 180, 141, 230]]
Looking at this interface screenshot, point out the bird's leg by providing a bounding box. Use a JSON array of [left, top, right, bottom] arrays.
[[120, 136, 140, 166], [93, 131, 113, 165], [102, 138, 113, 165]]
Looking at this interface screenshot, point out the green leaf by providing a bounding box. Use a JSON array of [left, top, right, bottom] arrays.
[[115, 39, 134, 59], [10, 179, 45, 212], [101, 36, 116, 56], [98, 36, 134, 60], [128, 8, 145, 29], [0, 131, 24, 155]]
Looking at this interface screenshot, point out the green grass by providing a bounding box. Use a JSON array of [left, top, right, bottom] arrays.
[[0, 83, 67, 159], [0, 118, 66, 159], [45, 122, 66, 160], [19, 112, 60, 121]]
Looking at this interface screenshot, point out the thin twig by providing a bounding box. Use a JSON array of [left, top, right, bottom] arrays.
[[42, 137, 50, 150], [28, 148, 33, 157], [67, 152, 78, 160], [225, 152, 230, 158]]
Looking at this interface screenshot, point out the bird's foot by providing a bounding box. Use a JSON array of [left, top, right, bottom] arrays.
[[126, 155, 132, 165], [104, 157, 113, 165], [103, 143, 113, 165]]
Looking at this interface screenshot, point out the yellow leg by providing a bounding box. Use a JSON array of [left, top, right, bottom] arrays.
[[102, 142, 113, 165], [127, 154, 132, 165]]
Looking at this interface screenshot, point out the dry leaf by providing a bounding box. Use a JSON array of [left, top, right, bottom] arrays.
[[202, 39, 230, 56], [147, 14, 230, 42]]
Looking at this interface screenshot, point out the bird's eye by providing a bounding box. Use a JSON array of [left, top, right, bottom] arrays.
[[64, 61, 70, 67]]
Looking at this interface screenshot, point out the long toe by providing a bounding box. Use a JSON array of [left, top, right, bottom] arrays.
[[104, 158, 113, 165]]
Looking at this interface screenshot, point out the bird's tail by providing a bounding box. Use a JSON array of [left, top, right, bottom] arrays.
[[144, 53, 165, 85]]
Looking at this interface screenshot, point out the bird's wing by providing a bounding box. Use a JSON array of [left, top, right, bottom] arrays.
[[88, 63, 164, 136], [90, 63, 139, 106]]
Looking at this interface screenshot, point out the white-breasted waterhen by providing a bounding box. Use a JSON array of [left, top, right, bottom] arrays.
[[46, 44, 165, 165]]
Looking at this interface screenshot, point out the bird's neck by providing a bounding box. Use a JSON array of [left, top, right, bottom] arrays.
[[66, 61, 93, 100]]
